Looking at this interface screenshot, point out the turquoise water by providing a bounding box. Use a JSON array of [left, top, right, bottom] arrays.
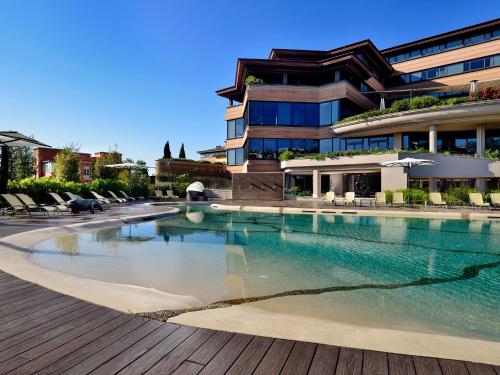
[[32, 206, 500, 341]]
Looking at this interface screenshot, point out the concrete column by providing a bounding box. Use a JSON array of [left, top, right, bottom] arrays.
[[331, 174, 344, 196], [381, 167, 407, 191], [329, 174, 335, 192], [312, 170, 321, 198], [475, 178, 486, 193], [394, 133, 403, 150], [429, 177, 438, 192], [429, 125, 437, 153], [476, 124, 485, 156]]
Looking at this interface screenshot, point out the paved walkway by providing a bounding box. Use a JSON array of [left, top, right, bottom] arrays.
[[0, 204, 498, 374]]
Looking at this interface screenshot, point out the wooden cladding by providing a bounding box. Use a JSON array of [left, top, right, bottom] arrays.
[[232, 172, 284, 200]]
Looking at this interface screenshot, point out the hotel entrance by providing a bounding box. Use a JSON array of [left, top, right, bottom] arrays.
[[343, 173, 381, 197]]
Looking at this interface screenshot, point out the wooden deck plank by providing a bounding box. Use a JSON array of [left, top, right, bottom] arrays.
[[0, 295, 69, 325], [308, 344, 340, 375], [253, 338, 295, 375], [438, 358, 469, 375], [335, 347, 363, 375], [188, 330, 234, 365], [65, 320, 164, 374], [0, 291, 65, 318], [388, 353, 416, 375], [0, 285, 42, 301], [12, 314, 134, 374], [363, 350, 388, 375], [0, 307, 116, 374], [35, 317, 149, 375], [171, 360, 204, 375], [0, 289, 56, 313], [90, 322, 179, 374], [465, 362, 497, 375], [143, 328, 215, 375], [413, 356, 443, 375], [281, 341, 317, 375], [117, 325, 197, 375], [226, 335, 273, 375], [198, 333, 253, 375]]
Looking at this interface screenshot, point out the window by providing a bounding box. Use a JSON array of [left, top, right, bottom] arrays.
[[278, 103, 291, 125], [469, 58, 485, 70], [446, 63, 463, 75], [248, 138, 263, 160], [446, 39, 462, 49], [277, 139, 291, 153], [320, 138, 333, 153], [263, 102, 278, 125], [290, 139, 305, 153], [304, 103, 319, 126], [291, 103, 305, 126], [227, 148, 245, 165], [249, 101, 264, 125], [227, 118, 245, 138], [263, 138, 278, 159], [319, 102, 332, 126], [227, 120, 235, 139], [83, 166, 91, 176], [42, 161, 54, 176], [305, 139, 319, 154]]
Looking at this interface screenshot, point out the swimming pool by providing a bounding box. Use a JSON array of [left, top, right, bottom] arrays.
[[32, 206, 500, 341]]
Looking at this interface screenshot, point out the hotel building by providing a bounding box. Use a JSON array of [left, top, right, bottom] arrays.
[[217, 19, 500, 197]]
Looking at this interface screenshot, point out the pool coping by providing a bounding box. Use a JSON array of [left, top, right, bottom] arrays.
[[210, 203, 500, 220], [0, 206, 207, 314]]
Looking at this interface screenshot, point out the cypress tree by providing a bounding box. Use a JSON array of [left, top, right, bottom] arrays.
[[163, 141, 172, 159], [179, 143, 186, 159]]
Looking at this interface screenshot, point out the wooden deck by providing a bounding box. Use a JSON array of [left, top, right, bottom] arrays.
[[0, 272, 498, 374]]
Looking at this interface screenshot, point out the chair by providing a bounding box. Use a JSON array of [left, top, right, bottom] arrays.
[[154, 190, 167, 200], [490, 193, 500, 208], [429, 192, 447, 207], [375, 192, 386, 207], [324, 192, 335, 205], [392, 192, 405, 207], [90, 191, 112, 208], [469, 193, 490, 209], [15, 194, 62, 216], [0, 194, 29, 215], [49, 192, 68, 206], [65, 192, 84, 201], [345, 192, 356, 206], [119, 191, 136, 201], [166, 190, 179, 201], [108, 191, 127, 204]]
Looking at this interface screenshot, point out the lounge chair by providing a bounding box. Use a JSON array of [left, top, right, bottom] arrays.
[[324, 191, 335, 205], [429, 192, 447, 207], [65, 192, 84, 200], [120, 190, 141, 201], [375, 192, 386, 207], [15, 194, 61, 216], [1, 194, 30, 215], [166, 190, 179, 201], [469, 193, 490, 209], [90, 191, 112, 208], [49, 192, 68, 206], [108, 191, 127, 204], [345, 192, 356, 206], [490, 193, 500, 209], [154, 190, 166, 200], [392, 192, 405, 207]]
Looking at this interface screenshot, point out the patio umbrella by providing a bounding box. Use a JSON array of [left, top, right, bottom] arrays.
[[104, 162, 151, 190], [0, 131, 51, 192], [379, 158, 439, 205]]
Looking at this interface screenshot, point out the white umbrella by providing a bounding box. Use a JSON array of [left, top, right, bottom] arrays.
[[379, 158, 439, 205], [104, 162, 150, 170]]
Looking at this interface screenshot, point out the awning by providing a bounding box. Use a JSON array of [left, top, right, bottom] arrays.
[[0, 131, 51, 148]]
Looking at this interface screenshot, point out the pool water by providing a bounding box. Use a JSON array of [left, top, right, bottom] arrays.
[[32, 206, 500, 341]]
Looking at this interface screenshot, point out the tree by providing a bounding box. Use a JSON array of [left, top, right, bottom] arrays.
[[93, 150, 122, 179], [179, 143, 186, 159], [9, 146, 35, 180], [163, 142, 172, 159], [54, 145, 80, 182]]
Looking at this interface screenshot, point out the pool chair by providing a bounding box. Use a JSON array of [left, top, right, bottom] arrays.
[[0, 194, 30, 216], [15, 194, 62, 216], [120, 190, 144, 201], [469, 193, 490, 209], [65, 192, 84, 201], [90, 191, 112, 208], [345, 192, 356, 206], [392, 192, 405, 207], [490, 193, 500, 209], [429, 192, 447, 208], [49, 192, 69, 206], [108, 191, 127, 204], [324, 191, 335, 205], [154, 190, 166, 200], [375, 192, 386, 207], [166, 190, 179, 201]]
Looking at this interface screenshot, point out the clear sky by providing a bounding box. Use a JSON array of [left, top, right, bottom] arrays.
[[0, 1, 498, 169]]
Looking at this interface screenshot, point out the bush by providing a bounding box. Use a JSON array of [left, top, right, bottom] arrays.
[[384, 190, 393, 204], [442, 185, 477, 204], [484, 149, 500, 160], [408, 96, 440, 110], [442, 97, 469, 106], [7, 178, 91, 204], [244, 75, 265, 85], [87, 179, 128, 197], [395, 188, 429, 204], [285, 187, 311, 196], [390, 99, 410, 112], [278, 150, 295, 161]]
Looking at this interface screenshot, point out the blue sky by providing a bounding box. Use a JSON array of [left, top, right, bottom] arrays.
[[0, 1, 498, 169]]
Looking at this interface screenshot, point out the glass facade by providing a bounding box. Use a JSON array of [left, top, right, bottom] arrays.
[[227, 118, 245, 139], [386, 29, 500, 64], [247, 138, 319, 160], [247, 100, 341, 127], [319, 135, 394, 153], [399, 54, 500, 84], [486, 129, 500, 150], [403, 131, 479, 154], [226, 148, 245, 165]]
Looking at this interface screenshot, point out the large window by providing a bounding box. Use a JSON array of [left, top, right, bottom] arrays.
[[400, 54, 500, 84], [227, 118, 245, 139], [319, 135, 394, 153], [486, 129, 500, 151], [247, 100, 341, 127], [227, 148, 245, 165], [386, 29, 500, 64], [247, 138, 319, 160]]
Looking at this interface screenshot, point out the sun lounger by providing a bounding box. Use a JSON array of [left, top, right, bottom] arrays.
[[166, 190, 179, 201], [490, 193, 500, 208], [15, 194, 62, 216], [65, 192, 84, 200], [345, 192, 356, 206], [90, 191, 112, 208], [375, 192, 386, 207], [1, 194, 30, 215], [324, 191, 335, 204], [469, 193, 490, 209], [108, 191, 127, 204], [49, 192, 68, 206], [392, 192, 405, 207], [119, 191, 136, 201], [429, 192, 447, 207]]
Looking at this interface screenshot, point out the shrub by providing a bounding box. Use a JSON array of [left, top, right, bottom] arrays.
[[285, 187, 311, 196], [244, 75, 265, 85], [278, 150, 295, 161], [54, 146, 80, 182], [442, 97, 469, 106], [384, 190, 393, 204], [7, 178, 91, 204], [442, 185, 477, 204], [87, 179, 128, 197], [396, 188, 429, 204], [408, 96, 440, 110], [484, 149, 500, 160], [390, 99, 410, 112], [471, 86, 500, 101]]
